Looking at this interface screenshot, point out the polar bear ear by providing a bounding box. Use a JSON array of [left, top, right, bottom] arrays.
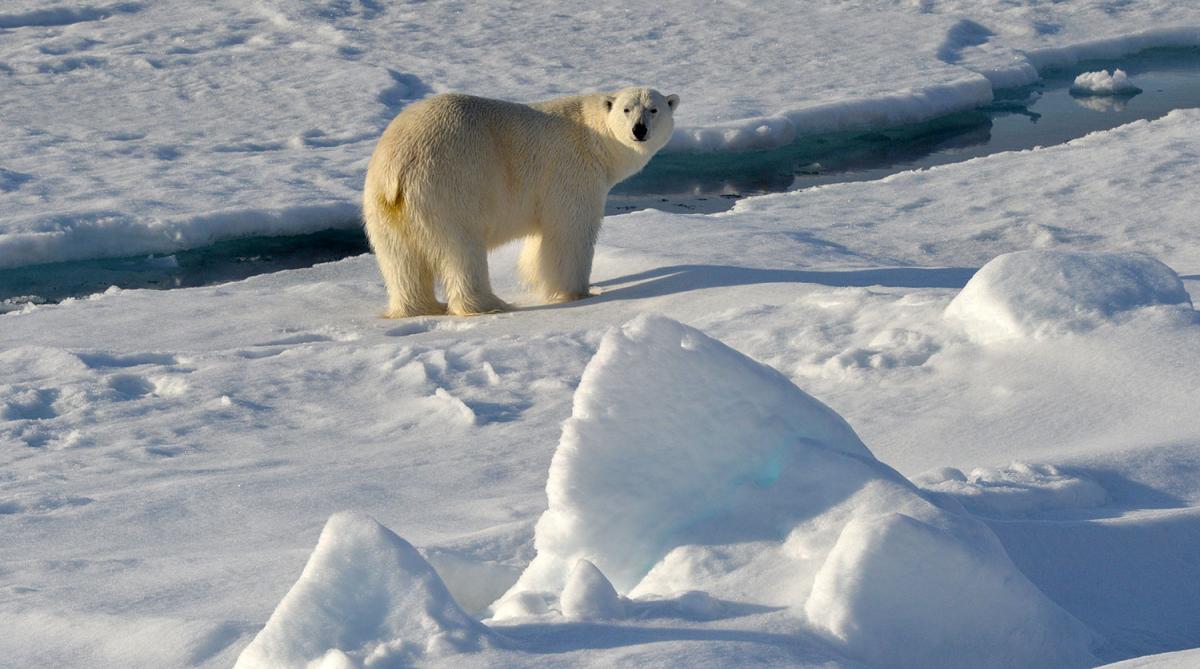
[[667, 94, 680, 110], [605, 96, 614, 111]]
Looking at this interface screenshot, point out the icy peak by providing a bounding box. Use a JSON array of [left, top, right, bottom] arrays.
[[234, 512, 486, 669]]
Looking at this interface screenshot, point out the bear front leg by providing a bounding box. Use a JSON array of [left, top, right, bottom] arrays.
[[534, 209, 602, 304], [518, 234, 548, 297]]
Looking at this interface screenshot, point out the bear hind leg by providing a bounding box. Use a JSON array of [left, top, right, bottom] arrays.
[[371, 229, 445, 318], [440, 239, 510, 316]]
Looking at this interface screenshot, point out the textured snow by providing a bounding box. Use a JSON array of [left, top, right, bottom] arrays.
[[916, 463, 1109, 517]]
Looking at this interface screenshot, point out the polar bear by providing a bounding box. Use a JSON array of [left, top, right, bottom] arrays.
[[363, 87, 679, 317]]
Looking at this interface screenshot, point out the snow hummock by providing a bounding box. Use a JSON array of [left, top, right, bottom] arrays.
[[492, 314, 1098, 668], [234, 512, 488, 669], [944, 251, 1193, 343], [1071, 69, 1143, 96]]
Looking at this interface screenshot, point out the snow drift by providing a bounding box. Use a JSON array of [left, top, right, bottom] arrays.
[[234, 513, 488, 669], [944, 251, 1193, 343], [492, 314, 1098, 668], [917, 463, 1108, 517]]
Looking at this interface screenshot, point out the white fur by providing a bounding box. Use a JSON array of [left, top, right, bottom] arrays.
[[363, 87, 679, 317]]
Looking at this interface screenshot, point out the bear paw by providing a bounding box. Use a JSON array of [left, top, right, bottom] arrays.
[[546, 290, 595, 304], [384, 302, 448, 319], [448, 295, 510, 316]]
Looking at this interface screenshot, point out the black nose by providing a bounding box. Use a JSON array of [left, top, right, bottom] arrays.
[[633, 123, 648, 141]]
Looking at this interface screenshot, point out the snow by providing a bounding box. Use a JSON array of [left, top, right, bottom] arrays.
[[5, 106, 1200, 667], [1072, 69, 1143, 96], [4, 2, 1200, 668], [3, 2, 1200, 266], [943, 251, 1194, 343], [234, 512, 488, 669]]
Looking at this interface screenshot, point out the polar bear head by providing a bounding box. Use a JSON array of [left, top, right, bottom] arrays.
[[604, 87, 680, 152]]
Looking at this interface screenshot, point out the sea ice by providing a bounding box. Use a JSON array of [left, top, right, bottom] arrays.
[[1071, 69, 1143, 96]]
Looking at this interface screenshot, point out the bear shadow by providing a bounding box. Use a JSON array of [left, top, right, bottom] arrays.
[[583, 264, 978, 303]]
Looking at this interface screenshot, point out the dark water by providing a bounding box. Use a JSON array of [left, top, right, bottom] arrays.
[[609, 46, 1200, 212], [0, 229, 367, 310], [4, 47, 1199, 309]]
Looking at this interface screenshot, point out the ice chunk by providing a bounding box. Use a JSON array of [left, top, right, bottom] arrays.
[[560, 559, 626, 621], [1071, 69, 1142, 96], [944, 251, 1192, 342], [235, 512, 486, 669]]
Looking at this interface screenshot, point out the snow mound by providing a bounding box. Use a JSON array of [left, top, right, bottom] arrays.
[[560, 559, 626, 621], [494, 313, 873, 601], [944, 251, 1192, 342], [235, 513, 487, 669], [1071, 69, 1142, 96], [917, 463, 1108, 517], [492, 315, 1097, 668]]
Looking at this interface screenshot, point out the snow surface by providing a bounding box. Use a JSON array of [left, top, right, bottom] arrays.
[[3, 1, 1200, 266], [5, 3, 1200, 668], [4, 106, 1200, 669], [1072, 69, 1143, 95]]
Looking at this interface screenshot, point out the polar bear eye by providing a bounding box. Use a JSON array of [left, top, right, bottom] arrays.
[[650, 108, 658, 114], [623, 108, 630, 114]]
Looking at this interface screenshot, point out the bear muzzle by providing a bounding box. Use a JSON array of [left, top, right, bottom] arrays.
[[632, 123, 648, 142]]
